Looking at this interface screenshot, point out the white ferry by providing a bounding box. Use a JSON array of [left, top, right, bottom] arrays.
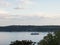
[[31, 32, 39, 35]]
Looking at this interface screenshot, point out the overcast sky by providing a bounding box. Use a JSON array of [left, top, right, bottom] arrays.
[[0, 0, 60, 26]]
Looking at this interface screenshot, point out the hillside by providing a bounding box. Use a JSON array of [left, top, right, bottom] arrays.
[[0, 25, 60, 32]]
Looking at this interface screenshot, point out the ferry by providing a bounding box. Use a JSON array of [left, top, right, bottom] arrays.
[[31, 32, 39, 35]]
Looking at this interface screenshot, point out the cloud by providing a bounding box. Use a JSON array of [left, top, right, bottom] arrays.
[[14, 7, 25, 9], [0, 10, 8, 14], [16, 0, 34, 5], [14, 0, 35, 9], [26, 12, 60, 18], [9, 10, 60, 18], [0, 10, 10, 19], [0, 15, 60, 26], [0, 0, 11, 7], [22, 0, 34, 4]]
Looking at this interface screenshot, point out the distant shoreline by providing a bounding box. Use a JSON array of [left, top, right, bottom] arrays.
[[0, 25, 60, 32]]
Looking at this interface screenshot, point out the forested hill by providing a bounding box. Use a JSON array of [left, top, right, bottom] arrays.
[[0, 25, 60, 32]]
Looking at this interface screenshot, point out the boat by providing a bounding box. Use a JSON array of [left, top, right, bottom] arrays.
[[31, 32, 39, 35]]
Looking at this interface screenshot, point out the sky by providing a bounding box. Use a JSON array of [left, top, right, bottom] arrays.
[[0, 0, 60, 26]]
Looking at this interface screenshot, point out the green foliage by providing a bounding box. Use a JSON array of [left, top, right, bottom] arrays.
[[38, 31, 60, 45], [10, 40, 35, 45]]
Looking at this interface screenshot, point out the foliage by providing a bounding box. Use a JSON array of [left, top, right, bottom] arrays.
[[10, 40, 36, 45], [38, 31, 60, 45]]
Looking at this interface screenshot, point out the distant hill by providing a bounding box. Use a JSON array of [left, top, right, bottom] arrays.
[[0, 25, 60, 32]]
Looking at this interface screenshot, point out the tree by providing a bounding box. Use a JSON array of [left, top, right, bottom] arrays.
[[38, 32, 59, 45], [9, 40, 35, 45], [54, 31, 60, 45]]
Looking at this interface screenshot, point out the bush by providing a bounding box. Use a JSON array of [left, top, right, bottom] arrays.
[[10, 40, 36, 45]]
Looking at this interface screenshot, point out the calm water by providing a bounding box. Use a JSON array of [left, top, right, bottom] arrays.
[[0, 32, 48, 45]]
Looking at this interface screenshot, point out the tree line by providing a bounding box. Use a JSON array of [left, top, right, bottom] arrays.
[[0, 25, 60, 32]]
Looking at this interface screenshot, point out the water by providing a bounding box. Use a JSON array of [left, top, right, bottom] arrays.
[[0, 32, 48, 45]]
